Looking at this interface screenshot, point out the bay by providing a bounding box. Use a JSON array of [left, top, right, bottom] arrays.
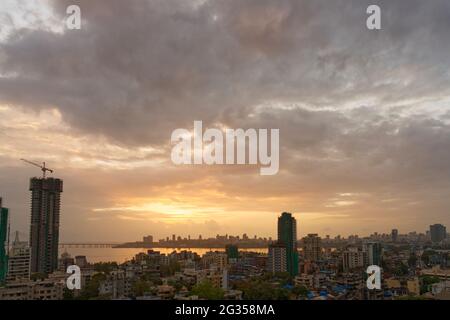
[[62, 247, 268, 263]]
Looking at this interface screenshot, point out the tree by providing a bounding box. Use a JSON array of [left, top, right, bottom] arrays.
[[394, 262, 409, 276], [30, 272, 47, 281], [420, 275, 441, 294], [94, 262, 118, 274], [272, 272, 292, 286], [191, 280, 224, 300], [408, 253, 418, 267], [78, 273, 106, 300], [132, 280, 150, 297], [160, 261, 181, 277], [63, 287, 74, 300], [168, 279, 187, 292], [292, 285, 309, 298], [234, 279, 289, 300], [421, 249, 438, 265], [396, 295, 429, 300]]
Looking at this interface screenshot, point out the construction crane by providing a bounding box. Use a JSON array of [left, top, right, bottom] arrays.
[[20, 159, 54, 178]]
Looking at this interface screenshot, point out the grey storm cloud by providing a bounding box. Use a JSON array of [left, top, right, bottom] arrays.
[[0, 0, 450, 162], [1, 0, 450, 146], [0, 1, 449, 168]]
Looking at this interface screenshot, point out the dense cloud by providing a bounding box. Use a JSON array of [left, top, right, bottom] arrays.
[[1, 0, 450, 240], [1, 0, 450, 144]]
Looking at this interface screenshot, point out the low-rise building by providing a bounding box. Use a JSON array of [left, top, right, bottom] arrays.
[[157, 284, 175, 299], [407, 278, 420, 296], [431, 280, 450, 295], [99, 270, 132, 299], [6, 233, 31, 282], [294, 273, 329, 290], [342, 247, 368, 271], [0, 279, 64, 300]]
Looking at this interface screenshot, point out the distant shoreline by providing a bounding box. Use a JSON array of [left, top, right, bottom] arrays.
[[112, 243, 269, 249]]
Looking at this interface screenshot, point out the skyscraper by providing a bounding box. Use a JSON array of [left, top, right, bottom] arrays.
[[143, 235, 153, 244], [29, 177, 63, 274], [302, 233, 322, 262], [277, 212, 298, 276], [391, 229, 398, 243], [225, 244, 239, 263], [430, 224, 447, 243], [0, 198, 9, 285], [364, 242, 382, 266]]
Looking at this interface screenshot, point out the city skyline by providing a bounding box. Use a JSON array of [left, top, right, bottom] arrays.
[[1, 195, 449, 300], [2, 189, 447, 244], [2, 0, 450, 305], [0, 186, 448, 243], [1, 0, 450, 242]]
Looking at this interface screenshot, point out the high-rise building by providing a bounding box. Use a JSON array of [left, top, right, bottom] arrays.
[[29, 177, 63, 275], [277, 212, 298, 276], [430, 224, 447, 243], [225, 244, 239, 263], [143, 235, 153, 244], [0, 198, 9, 285], [391, 229, 398, 242], [364, 242, 382, 266], [6, 232, 30, 282], [302, 233, 322, 262], [267, 242, 287, 274]]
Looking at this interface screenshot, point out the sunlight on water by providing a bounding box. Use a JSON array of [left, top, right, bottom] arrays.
[[61, 247, 268, 263]]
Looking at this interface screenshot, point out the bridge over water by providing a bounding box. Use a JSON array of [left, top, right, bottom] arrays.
[[59, 243, 119, 248]]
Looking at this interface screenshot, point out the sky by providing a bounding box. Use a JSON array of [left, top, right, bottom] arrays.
[[0, 0, 450, 242]]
